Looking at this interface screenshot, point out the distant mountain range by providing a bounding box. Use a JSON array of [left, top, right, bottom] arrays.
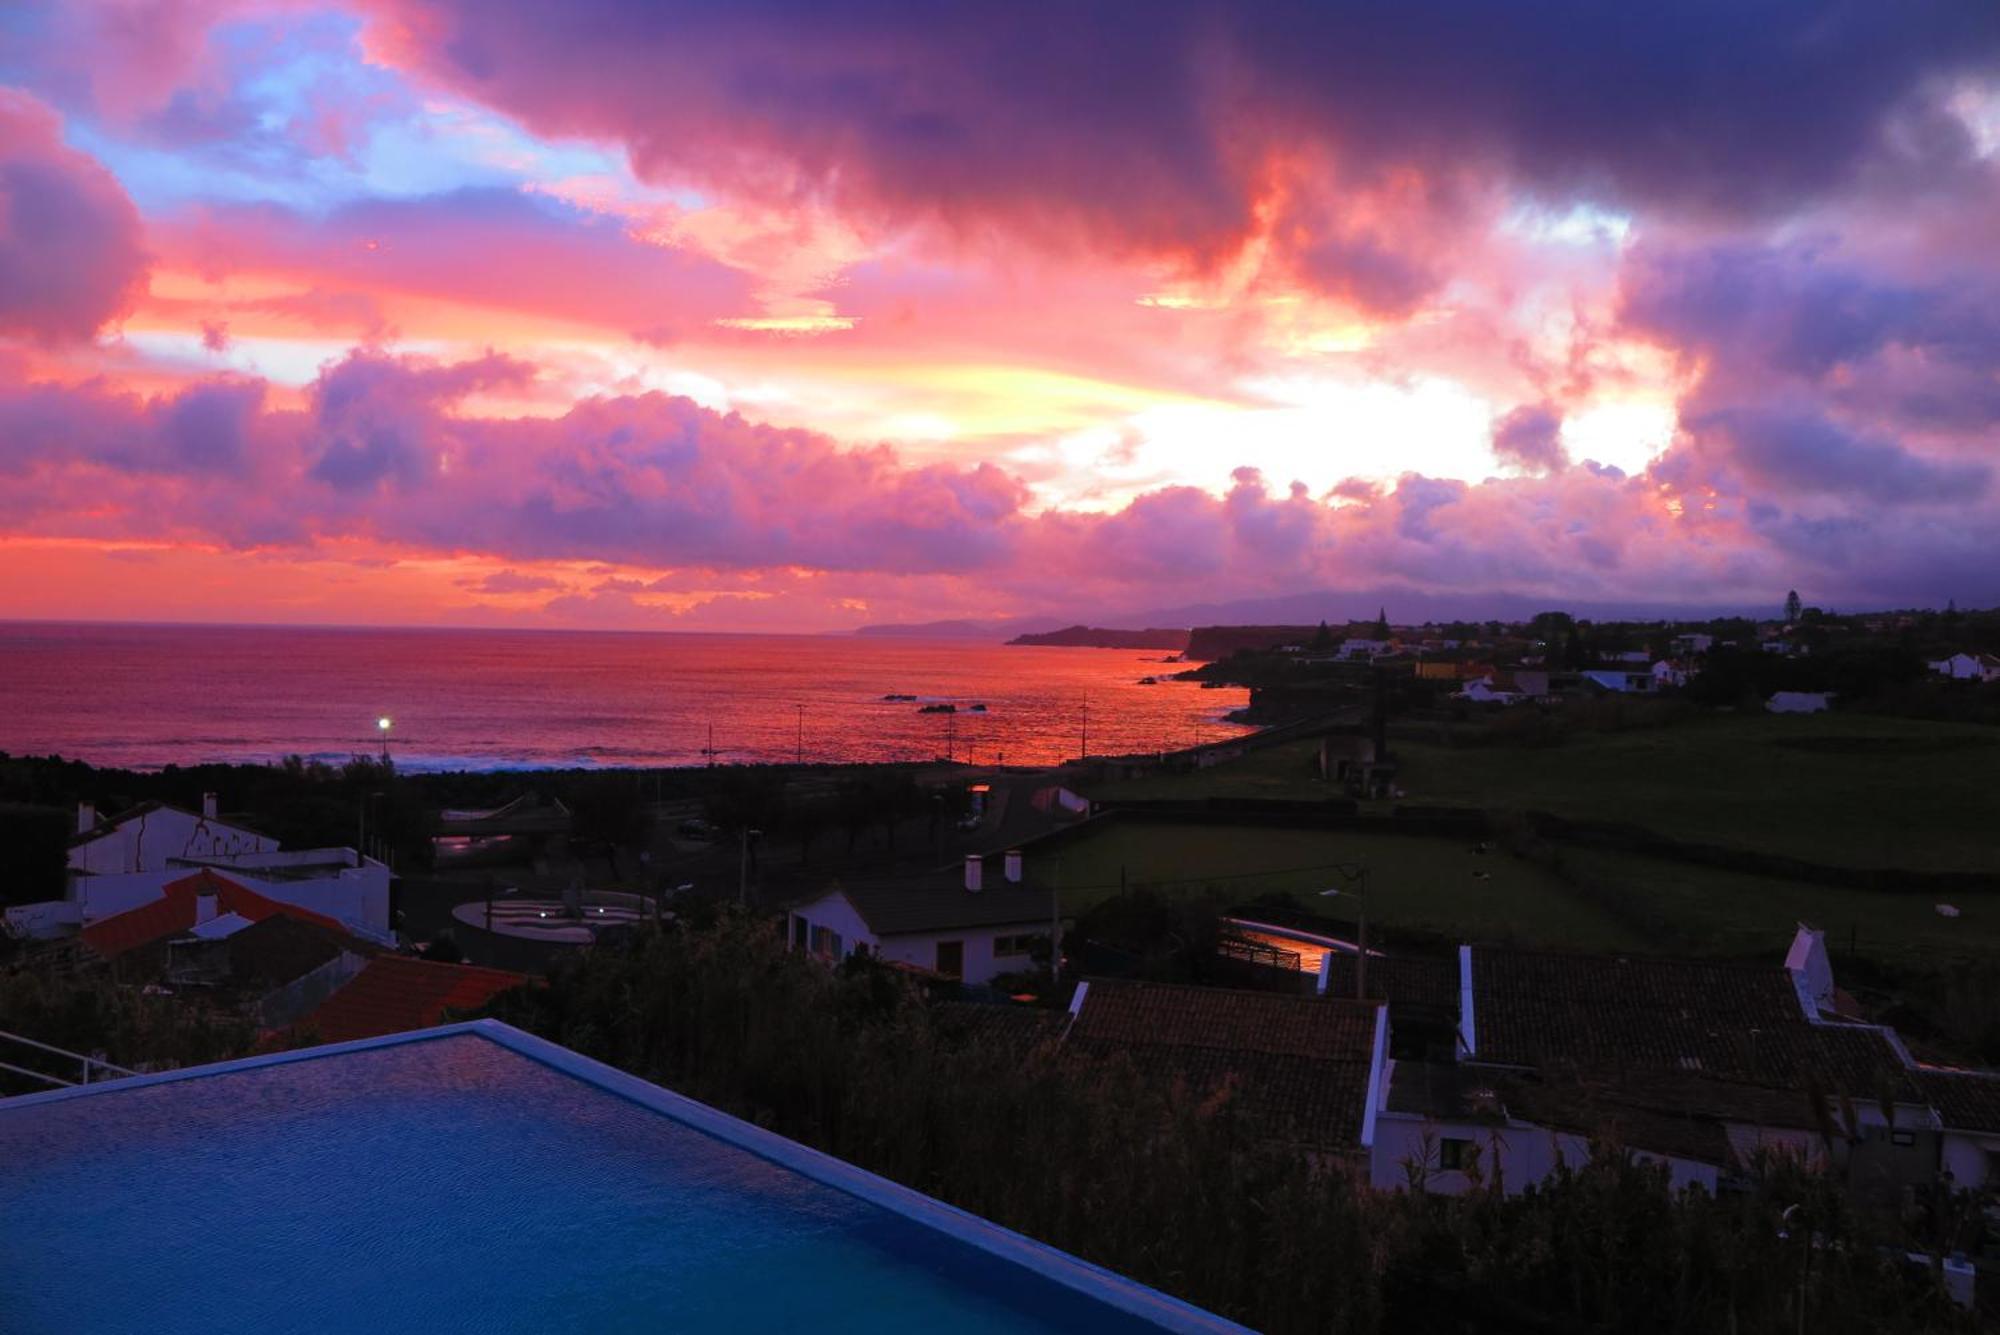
[[854, 587, 1768, 640]]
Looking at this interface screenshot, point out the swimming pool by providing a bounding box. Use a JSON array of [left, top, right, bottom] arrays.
[[0, 1021, 1243, 1334]]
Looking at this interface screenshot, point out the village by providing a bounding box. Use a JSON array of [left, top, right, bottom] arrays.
[[3, 602, 1999, 1329]]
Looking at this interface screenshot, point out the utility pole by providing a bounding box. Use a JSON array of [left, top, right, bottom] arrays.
[[1049, 855, 1063, 988], [795, 704, 804, 765], [738, 827, 761, 907], [1318, 862, 1370, 1000]]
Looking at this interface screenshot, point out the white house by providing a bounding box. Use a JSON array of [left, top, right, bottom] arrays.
[[787, 854, 1057, 986], [67, 796, 277, 878], [1766, 691, 1833, 714], [5, 798, 392, 943], [1652, 659, 1693, 689], [1915, 1068, 2000, 1194], [1929, 652, 2000, 683], [1338, 638, 1393, 661]]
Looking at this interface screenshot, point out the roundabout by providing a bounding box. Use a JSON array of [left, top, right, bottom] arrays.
[[452, 889, 655, 944]]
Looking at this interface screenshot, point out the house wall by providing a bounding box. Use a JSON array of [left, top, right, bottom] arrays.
[[1371, 1111, 1720, 1195], [69, 810, 276, 877], [1842, 1105, 1945, 1197], [1940, 1132, 2000, 1192], [2, 899, 80, 940], [875, 926, 1042, 986], [788, 894, 877, 962]]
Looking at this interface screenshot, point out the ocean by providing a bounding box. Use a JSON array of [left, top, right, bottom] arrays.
[[0, 622, 1251, 772]]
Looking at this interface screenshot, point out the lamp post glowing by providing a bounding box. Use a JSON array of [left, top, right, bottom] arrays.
[[376, 715, 392, 762]]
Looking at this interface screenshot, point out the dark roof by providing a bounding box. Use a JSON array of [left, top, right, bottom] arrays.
[[1503, 1076, 1739, 1166], [82, 870, 349, 960], [224, 914, 378, 992], [1067, 978, 1382, 1151], [1318, 955, 1458, 1013], [932, 1001, 1069, 1054], [1470, 947, 1808, 1074], [1468, 946, 1919, 1106], [820, 878, 1056, 936], [1915, 1067, 2000, 1134], [297, 956, 527, 1044]]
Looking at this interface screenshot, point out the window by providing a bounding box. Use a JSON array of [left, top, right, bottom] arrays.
[[1438, 1137, 1475, 1172], [993, 933, 1039, 958], [809, 925, 843, 959], [935, 940, 964, 978], [791, 916, 808, 950]]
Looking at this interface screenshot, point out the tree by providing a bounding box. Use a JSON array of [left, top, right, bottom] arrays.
[[1563, 625, 1588, 669], [1529, 610, 1575, 645], [1785, 589, 1802, 623]]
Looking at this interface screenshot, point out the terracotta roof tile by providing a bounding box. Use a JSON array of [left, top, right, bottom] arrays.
[[298, 956, 527, 1044]]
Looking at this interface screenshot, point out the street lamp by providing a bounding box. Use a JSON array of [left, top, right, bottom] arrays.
[[376, 715, 393, 763], [1318, 861, 1371, 1001]]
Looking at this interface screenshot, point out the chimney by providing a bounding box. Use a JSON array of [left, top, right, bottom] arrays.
[[202, 792, 219, 820], [964, 854, 984, 893], [76, 801, 96, 834], [1003, 849, 1023, 884], [194, 892, 218, 925]]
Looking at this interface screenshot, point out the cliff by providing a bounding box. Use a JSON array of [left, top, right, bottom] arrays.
[[1007, 625, 1190, 649]]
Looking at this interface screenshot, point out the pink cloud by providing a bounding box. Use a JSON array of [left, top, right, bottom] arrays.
[[0, 91, 147, 342], [6, 344, 1998, 624]]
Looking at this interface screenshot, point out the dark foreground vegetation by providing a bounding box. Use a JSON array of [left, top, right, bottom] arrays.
[[484, 911, 1975, 1334]]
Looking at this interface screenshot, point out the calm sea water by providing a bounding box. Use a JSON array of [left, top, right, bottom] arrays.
[[0, 622, 1249, 771]]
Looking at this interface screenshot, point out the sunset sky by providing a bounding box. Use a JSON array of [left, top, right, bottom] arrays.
[[3, 2, 1999, 630]]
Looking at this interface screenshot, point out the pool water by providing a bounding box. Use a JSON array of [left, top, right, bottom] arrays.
[[0, 1030, 1231, 1334]]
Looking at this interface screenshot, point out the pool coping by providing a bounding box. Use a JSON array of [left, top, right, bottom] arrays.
[[1, 1019, 1250, 1334]]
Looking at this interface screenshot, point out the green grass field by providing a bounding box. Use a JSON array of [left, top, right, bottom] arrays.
[[1027, 820, 1648, 950], [1025, 815, 2000, 966], [1084, 712, 2000, 874], [1392, 712, 2000, 874]]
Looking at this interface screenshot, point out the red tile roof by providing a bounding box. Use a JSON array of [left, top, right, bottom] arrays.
[[298, 956, 527, 1044], [82, 869, 348, 960], [1067, 978, 1383, 1151]]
